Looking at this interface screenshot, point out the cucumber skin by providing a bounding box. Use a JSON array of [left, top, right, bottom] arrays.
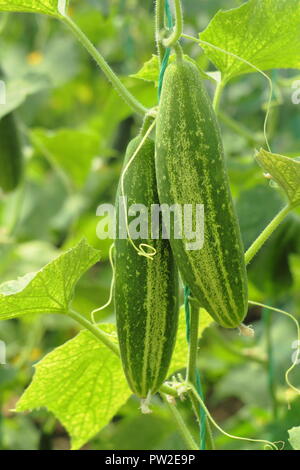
[[0, 111, 23, 193], [115, 136, 179, 398], [155, 60, 248, 328]]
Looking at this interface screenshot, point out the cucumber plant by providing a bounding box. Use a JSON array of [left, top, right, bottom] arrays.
[[0, 0, 299, 452]]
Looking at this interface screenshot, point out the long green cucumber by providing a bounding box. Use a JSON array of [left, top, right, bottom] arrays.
[[0, 67, 23, 193], [155, 59, 248, 328], [115, 134, 179, 398]]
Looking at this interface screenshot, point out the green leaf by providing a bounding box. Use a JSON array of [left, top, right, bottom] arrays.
[[31, 128, 101, 187], [131, 54, 213, 86], [15, 305, 213, 449], [0, 239, 100, 321], [16, 325, 131, 450], [130, 55, 159, 84], [0, 0, 68, 17], [288, 426, 300, 450], [200, 0, 300, 82], [255, 148, 300, 207], [168, 307, 213, 377]]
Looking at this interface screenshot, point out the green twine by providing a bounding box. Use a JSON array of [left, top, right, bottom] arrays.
[[184, 286, 207, 450], [165, 0, 173, 28], [196, 368, 206, 450], [158, 0, 173, 99]]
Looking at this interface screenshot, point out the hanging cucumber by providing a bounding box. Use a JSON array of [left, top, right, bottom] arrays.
[[115, 132, 179, 398], [0, 67, 23, 193], [155, 58, 248, 329]]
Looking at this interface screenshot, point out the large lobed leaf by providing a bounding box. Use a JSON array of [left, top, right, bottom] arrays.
[[200, 0, 300, 82], [16, 307, 213, 449], [0, 0, 68, 17], [0, 239, 100, 320], [16, 325, 131, 450]]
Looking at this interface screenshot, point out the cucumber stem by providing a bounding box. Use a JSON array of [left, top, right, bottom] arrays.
[[140, 109, 157, 137], [155, 0, 165, 65], [186, 300, 215, 450], [61, 15, 148, 117], [245, 205, 291, 265], [160, 383, 179, 397], [68, 309, 119, 356], [213, 80, 224, 113], [163, 0, 183, 48], [174, 43, 184, 61], [162, 394, 199, 450]]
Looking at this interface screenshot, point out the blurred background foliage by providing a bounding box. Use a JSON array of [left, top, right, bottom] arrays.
[[0, 0, 299, 450]]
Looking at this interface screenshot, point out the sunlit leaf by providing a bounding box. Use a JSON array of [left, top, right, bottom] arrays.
[[0, 0, 68, 17], [255, 148, 300, 207], [130, 55, 159, 84], [16, 325, 131, 450], [200, 0, 300, 82], [0, 239, 100, 320]]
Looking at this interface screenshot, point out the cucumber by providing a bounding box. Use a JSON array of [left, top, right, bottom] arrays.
[[115, 134, 179, 398], [0, 67, 23, 193], [155, 59, 248, 328]]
